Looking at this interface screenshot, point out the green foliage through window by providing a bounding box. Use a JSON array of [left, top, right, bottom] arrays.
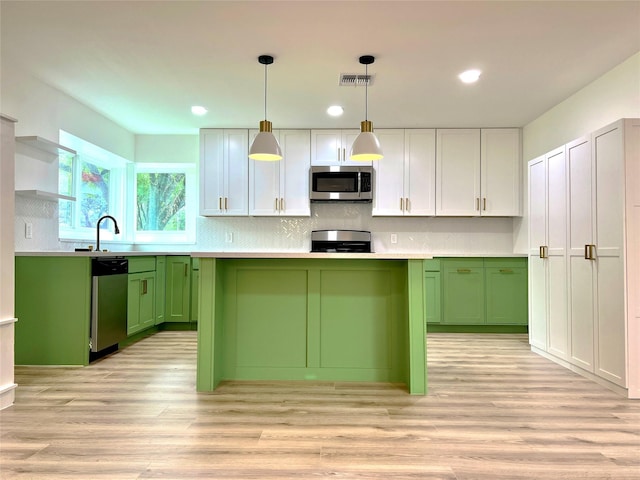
[[136, 173, 186, 231]]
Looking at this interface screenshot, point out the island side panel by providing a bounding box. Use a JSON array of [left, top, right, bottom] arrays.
[[196, 257, 215, 391], [407, 259, 427, 394]]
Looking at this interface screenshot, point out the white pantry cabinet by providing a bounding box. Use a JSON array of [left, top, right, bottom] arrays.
[[436, 128, 521, 216], [249, 129, 311, 216], [373, 129, 436, 216], [199, 129, 249, 216], [528, 118, 640, 398], [528, 146, 568, 359], [311, 129, 371, 166]]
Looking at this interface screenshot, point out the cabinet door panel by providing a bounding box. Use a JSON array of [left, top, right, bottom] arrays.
[[372, 129, 405, 215], [311, 130, 341, 166], [485, 267, 527, 324], [405, 129, 436, 216], [593, 125, 626, 385], [199, 130, 225, 215], [528, 255, 547, 349], [139, 273, 155, 330], [436, 129, 480, 216], [480, 129, 521, 216], [280, 130, 311, 216], [249, 130, 280, 216], [567, 137, 594, 371], [225, 130, 249, 215], [442, 264, 484, 324], [236, 269, 308, 367], [424, 272, 441, 324], [165, 257, 191, 322]]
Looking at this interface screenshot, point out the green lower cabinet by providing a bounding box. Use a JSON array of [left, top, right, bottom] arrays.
[[432, 257, 528, 332], [15, 256, 92, 366], [127, 272, 156, 335], [165, 256, 191, 322], [485, 264, 527, 325], [155, 256, 166, 325], [442, 259, 485, 325], [424, 259, 442, 325]]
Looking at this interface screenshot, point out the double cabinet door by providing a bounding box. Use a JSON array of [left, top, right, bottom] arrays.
[[249, 130, 311, 216], [435, 128, 521, 216]]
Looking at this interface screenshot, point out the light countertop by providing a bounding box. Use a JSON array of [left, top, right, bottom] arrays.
[[15, 251, 527, 259]]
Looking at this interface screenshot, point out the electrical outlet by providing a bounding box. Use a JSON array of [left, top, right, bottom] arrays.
[[25, 222, 33, 239], [226, 232, 233, 243], [390, 233, 398, 244]]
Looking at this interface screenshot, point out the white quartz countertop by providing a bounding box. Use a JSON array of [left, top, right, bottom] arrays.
[[15, 251, 527, 259]]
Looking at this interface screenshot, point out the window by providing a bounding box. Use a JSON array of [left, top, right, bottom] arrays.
[[133, 163, 195, 244], [58, 131, 196, 245], [59, 131, 128, 242]]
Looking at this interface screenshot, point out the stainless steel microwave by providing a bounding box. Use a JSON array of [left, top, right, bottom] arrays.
[[309, 166, 373, 202]]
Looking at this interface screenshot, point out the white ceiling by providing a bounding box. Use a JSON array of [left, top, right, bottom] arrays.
[[2, 1, 639, 135]]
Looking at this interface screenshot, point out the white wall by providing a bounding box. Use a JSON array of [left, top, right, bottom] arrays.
[[513, 52, 640, 253], [135, 135, 199, 164], [3, 61, 136, 252]]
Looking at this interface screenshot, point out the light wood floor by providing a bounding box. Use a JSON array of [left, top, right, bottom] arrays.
[[1, 332, 639, 479]]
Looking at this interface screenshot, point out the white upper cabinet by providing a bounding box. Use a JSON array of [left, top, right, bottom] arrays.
[[311, 129, 370, 166], [199, 129, 249, 216], [249, 130, 311, 216], [436, 129, 481, 216], [481, 128, 521, 216], [373, 129, 435, 216], [436, 128, 521, 216]]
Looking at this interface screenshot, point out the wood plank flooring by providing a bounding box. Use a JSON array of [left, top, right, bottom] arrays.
[[1, 332, 639, 479]]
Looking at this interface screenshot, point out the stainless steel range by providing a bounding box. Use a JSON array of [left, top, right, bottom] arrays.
[[311, 230, 372, 253]]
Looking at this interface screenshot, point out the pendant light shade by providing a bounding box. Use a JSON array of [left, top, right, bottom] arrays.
[[350, 55, 383, 161], [249, 55, 282, 161]]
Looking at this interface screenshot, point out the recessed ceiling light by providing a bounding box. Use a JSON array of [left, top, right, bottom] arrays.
[[458, 69, 481, 84], [191, 105, 208, 116], [327, 105, 344, 117]]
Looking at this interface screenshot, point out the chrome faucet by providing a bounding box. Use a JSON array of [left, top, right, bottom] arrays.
[[96, 215, 120, 252]]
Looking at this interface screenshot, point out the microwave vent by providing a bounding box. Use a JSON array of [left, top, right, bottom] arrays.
[[339, 74, 374, 86]]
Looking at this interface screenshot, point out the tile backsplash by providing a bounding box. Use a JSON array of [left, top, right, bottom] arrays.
[[15, 197, 515, 254]]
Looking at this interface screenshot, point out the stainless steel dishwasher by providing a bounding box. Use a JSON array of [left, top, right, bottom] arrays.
[[91, 257, 128, 357]]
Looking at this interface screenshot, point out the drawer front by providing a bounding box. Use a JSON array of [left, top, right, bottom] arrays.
[[127, 256, 156, 273]]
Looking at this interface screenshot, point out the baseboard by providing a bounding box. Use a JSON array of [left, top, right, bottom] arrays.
[[427, 324, 528, 334], [531, 346, 630, 398]]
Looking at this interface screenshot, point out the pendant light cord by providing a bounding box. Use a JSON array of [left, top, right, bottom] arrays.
[[264, 62, 268, 121], [364, 63, 369, 121]]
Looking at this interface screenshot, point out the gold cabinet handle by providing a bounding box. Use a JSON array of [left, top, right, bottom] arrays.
[[400, 197, 404, 211], [142, 279, 148, 295], [584, 245, 590, 260], [342, 148, 346, 162], [280, 198, 284, 211], [224, 197, 228, 210], [589, 244, 596, 260], [405, 197, 410, 212], [539, 245, 549, 259], [457, 268, 471, 273], [275, 198, 279, 211], [499, 269, 513, 274], [539, 246, 545, 258], [476, 198, 480, 211], [218, 197, 222, 210], [483, 198, 487, 211], [184, 264, 188, 277]]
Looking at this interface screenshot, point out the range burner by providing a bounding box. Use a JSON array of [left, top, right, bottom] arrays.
[[311, 230, 372, 253]]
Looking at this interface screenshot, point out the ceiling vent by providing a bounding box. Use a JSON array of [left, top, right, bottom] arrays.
[[339, 74, 374, 86]]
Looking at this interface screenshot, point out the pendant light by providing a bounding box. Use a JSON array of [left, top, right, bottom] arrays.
[[249, 55, 283, 161], [350, 55, 383, 161]]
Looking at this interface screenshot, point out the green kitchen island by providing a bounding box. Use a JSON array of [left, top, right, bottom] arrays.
[[194, 254, 430, 395]]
